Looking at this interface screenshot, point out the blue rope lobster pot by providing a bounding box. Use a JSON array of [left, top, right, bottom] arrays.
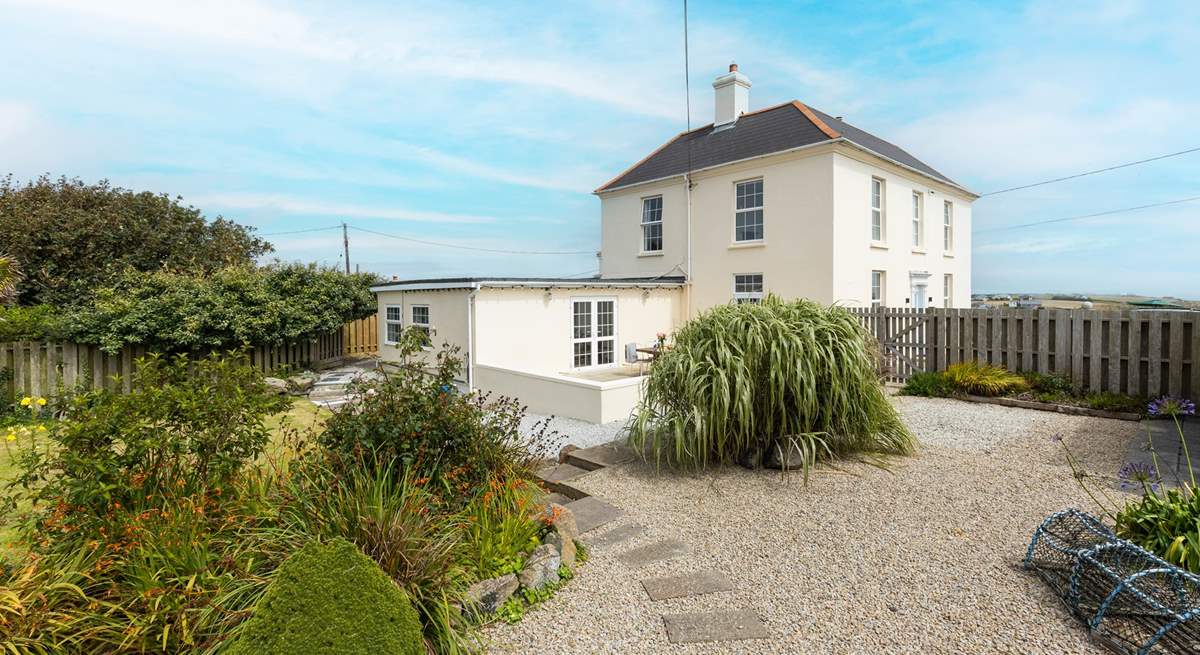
[[1025, 508, 1200, 654]]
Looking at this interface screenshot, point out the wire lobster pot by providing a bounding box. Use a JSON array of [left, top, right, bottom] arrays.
[[1025, 508, 1200, 654]]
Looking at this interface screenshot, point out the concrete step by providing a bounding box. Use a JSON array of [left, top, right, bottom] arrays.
[[566, 442, 637, 471], [564, 496, 624, 533], [641, 570, 734, 601], [662, 609, 768, 644], [536, 463, 592, 500]]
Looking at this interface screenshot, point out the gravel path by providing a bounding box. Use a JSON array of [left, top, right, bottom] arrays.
[[520, 413, 627, 454], [486, 397, 1137, 654]]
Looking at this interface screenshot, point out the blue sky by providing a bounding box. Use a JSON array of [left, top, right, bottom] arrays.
[[1, 0, 1198, 296]]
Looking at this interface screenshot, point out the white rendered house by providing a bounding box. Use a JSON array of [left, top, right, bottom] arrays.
[[373, 64, 976, 422]]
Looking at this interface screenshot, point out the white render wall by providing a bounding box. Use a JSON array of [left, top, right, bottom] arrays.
[[830, 150, 972, 308], [598, 142, 973, 310], [376, 288, 471, 376]]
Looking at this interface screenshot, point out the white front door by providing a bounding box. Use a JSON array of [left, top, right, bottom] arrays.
[[911, 283, 928, 309]]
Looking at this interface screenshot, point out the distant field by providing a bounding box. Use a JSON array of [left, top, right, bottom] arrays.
[[977, 293, 1199, 311]]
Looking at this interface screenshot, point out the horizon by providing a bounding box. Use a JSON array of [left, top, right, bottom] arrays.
[[2, 0, 1198, 297]]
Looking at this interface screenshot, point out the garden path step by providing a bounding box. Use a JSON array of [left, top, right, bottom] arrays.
[[617, 539, 689, 568], [536, 463, 592, 500], [563, 496, 624, 533], [641, 570, 733, 601], [584, 523, 643, 550], [662, 609, 769, 644], [566, 443, 637, 471]]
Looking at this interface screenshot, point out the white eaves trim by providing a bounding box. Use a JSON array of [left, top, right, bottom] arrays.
[[371, 279, 685, 293]]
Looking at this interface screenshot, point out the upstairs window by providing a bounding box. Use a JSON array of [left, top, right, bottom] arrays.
[[733, 274, 764, 304], [734, 179, 764, 242], [911, 191, 924, 248], [943, 200, 954, 252], [870, 177, 885, 241], [871, 270, 885, 308], [641, 196, 663, 252], [384, 305, 403, 344]]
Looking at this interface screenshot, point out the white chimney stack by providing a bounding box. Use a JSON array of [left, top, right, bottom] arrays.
[[712, 62, 751, 128]]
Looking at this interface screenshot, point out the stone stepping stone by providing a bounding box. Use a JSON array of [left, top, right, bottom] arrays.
[[641, 570, 733, 601], [536, 464, 592, 499], [662, 609, 768, 644], [566, 442, 637, 471], [617, 539, 688, 568], [585, 523, 643, 549], [564, 496, 624, 534]]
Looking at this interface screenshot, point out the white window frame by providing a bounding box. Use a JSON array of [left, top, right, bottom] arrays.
[[871, 270, 885, 308], [640, 195, 663, 253], [409, 304, 432, 348], [571, 297, 617, 369], [733, 178, 764, 243], [943, 200, 954, 253], [383, 304, 403, 345], [943, 274, 953, 308], [732, 273, 764, 304], [870, 177, 886, 243], [911, 191, 924, 249]]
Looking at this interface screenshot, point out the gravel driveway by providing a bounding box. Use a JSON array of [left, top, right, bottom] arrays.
[[485, 396, 1136, 654]]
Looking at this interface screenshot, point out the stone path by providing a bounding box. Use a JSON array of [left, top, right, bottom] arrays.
[[306, 358, 381, 409], [537, 442, 769, 646], [1123, 417, 1200, 487]]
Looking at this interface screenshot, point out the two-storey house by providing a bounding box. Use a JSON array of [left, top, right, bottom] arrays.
[[372, 64, 975, 423]]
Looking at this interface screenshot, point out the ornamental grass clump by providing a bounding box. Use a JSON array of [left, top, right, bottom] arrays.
[[628, 296, 914, 471]]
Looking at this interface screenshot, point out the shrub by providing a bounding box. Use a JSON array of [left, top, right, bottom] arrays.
[[1022, 370, 1073, 396], [1086, 391, 1146, 414], [263, 458, 475, 653], [462, 475, 543, 579], [627, 296, 914, 471], [320, 333, 549, 498], [899, 371, 952, 397], [0, 305, 68, 342], [227, 538, 424, 655], [8, 352, 288, 539], [66, 263, 378, 353], [941, 361, 1028, 396]]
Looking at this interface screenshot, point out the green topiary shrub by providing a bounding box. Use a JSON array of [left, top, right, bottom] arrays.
[[228, 538, 424, 655]]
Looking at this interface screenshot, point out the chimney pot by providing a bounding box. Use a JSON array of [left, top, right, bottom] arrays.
[[729, 62, 737, 72]]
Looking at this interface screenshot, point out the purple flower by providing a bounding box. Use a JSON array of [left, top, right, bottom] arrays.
[[1118, 461, 1160, 491], [1148, 396, 1197, 418], [1050, 433, 1064, 443]]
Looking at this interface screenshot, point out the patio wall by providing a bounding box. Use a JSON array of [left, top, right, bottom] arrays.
[[473, 364, 644, 423]]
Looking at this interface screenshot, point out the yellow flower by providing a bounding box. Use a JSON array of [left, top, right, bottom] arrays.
[[5, 432, 15, 442], [19, 397, 32, 407], [37, 425, 48, 433], [36, 398, 47, 407]]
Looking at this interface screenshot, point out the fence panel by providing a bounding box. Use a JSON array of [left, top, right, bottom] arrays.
[[851, 307, 1199, 400]]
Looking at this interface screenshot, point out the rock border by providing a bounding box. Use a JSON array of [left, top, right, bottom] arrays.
[[956, 394, 1141, 421]]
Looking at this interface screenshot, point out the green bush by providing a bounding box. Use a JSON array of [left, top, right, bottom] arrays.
[[0, 175, 270, 307], [899, 371, 952, 397], [0, 304, 68, 342], [627, 296, 914, 471], [321, 332, 548, 498], [941, 361, 1028, 396], [228, 538, 423, 655], [1022, 370, 1073, 396], [1115, 485, 1200, 573], [66, 263, 377, 353], [1086, 391, 1146, 414]]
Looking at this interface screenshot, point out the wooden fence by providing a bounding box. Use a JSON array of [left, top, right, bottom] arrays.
[[849, 307, 1200, 400], [343, 314, 378, 355], [1, 329, 352, 399]]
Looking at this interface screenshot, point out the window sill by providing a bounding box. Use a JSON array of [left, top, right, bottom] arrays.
[[637, 251, 665, 258], [943, 252, 955, 258], [729, 240, 765, 250], [870, 241, 889, 250], [911, 248, 927, 255]]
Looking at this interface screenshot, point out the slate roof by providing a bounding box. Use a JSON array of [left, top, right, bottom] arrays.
[[596, 101, 963, 193]]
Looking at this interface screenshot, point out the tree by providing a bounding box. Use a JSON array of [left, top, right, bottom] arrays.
[[0, 175, 271, 306], [67, 263, 379, 352], [0, 252, 20, 305]]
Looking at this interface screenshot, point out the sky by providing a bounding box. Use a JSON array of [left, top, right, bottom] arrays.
[[1, 0, 1198, 297]]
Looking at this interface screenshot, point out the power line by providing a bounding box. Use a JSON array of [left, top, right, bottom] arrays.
[[980, 146, 1200, 197], [975, 194, 1200, 235], [347, 225, 594, 255], [257, 225, 343, 236]]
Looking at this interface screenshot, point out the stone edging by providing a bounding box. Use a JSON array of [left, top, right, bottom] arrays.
[[957, 394, 1141, 421]]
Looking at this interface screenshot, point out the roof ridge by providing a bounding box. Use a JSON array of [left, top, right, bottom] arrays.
[[791, 101, 841, 140]]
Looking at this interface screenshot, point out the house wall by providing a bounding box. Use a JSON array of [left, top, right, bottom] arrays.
[[597, 143, 974, 311], [375, 288, 471, 376], [472, 285, 683, 375], [598, 146, 838, 313], [829, 150, 973, 308]]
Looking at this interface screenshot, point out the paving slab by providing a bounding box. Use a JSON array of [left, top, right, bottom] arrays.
[[663, 609, 768, 643], [1125, 418, 1200, 488], [641, 570, 734, 601], [566, 442, 637, 471], [536, 463, 591, 484], [585, 523, 644, 549], [564, 496, 624, 534], [617, 539, 689, 568]]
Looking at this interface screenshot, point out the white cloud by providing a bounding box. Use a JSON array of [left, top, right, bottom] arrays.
[[190, 192, 496, 224]]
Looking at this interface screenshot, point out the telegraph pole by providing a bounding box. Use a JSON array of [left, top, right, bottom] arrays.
[[342, 223, 350, 274]]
